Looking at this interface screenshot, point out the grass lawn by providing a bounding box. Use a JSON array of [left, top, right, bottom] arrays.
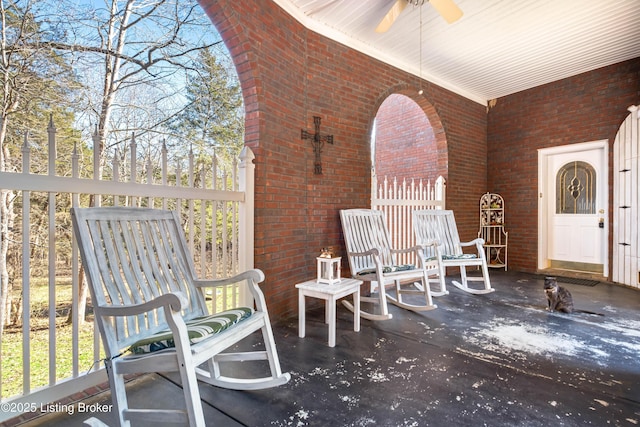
[[1, 276, 97, 400]]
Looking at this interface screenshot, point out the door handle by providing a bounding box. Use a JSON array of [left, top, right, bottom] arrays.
[[598, 218, 604, 228]]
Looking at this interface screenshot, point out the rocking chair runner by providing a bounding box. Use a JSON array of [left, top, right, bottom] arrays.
[[71, 207, 290, 427], [339, 209, 442, 321], [413, 209, 494, 295]]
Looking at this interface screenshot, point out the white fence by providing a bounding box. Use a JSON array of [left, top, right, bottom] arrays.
[[0, 119, 255, 421], [371, 175, 446, 265]]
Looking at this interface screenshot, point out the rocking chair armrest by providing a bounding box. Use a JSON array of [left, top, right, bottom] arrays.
[[351, 248, 387, 269], [415, 240, 441, 257], [415, 240, 440, 250], [195, 268, 269, 312], [349, 248, 387, 275], [390, 246, 420, 255], [459, 238, 485, 249], [193, 269, 265, 289], [416, 239, 440, 248], [97, 292, 189, 317], [348, 248, 380, 258]]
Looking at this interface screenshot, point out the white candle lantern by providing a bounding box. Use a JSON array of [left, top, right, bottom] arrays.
[[317, 256, 341, 285]]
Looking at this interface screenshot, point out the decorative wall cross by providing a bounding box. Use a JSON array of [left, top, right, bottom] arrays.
[[301, 116, 334, 174]]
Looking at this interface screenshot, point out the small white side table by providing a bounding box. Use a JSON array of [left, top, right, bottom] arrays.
[[295, 278, 362, 347]]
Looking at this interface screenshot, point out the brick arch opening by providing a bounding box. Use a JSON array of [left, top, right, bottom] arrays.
[[373, 92, 448, 185]]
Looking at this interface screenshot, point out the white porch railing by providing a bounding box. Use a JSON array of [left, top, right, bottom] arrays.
[[371, 175, 445, 265], [0, 119, 255, 421]]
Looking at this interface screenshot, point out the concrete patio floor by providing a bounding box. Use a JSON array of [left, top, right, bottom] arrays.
[[11, 270, 640, 426]]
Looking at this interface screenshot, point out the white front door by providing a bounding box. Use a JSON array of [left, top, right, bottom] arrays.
[[538, 141, 608, 274]]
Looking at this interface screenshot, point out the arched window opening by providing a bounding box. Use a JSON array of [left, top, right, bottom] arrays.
[[372, 94, 438, 183]]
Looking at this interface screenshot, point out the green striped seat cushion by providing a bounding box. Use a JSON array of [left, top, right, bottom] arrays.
[[442, 253, 477, 260], [129, 307, 253, 355], [357, 264, 415, 276], [427, 253, 477, 261]]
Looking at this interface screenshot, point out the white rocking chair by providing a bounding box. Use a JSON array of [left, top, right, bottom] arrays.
[[340, 209, 441, 321], [413, 209, 494, 295], [71, 207, 290, 427]]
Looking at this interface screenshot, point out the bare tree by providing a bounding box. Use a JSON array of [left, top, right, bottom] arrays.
[[36, 0, 223, 324], [41, 0, 223, 156], [1, 0, 225, 330], [0, 0, 80, 336]]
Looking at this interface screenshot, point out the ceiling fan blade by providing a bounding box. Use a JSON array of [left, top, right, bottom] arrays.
[[375, 0, 408, 33], [429, 0, 463, 24]]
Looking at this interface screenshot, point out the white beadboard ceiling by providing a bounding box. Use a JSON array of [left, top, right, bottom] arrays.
[[271, 0, 640, 105]]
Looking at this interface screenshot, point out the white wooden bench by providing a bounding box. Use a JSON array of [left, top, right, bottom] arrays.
[[413, 209, 494, 295], [71, 207, 290, 427], [340, 209, 441, 321]]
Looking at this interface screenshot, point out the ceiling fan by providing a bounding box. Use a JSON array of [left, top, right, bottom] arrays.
[[376, 0, 463, 33]]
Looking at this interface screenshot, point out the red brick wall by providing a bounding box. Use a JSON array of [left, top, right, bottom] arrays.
[[374, 94, 442, 184], [487, 58, 640, 274], [198, 0, 487, 319]]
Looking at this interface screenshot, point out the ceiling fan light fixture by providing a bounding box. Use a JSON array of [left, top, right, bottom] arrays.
[[428, 0, 463, 24]]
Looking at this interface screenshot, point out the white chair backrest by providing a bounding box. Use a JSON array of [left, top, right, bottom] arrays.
[[340, 209, 396, 275], [71, 207, 208, 357], [413, 209, 463, 257]]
